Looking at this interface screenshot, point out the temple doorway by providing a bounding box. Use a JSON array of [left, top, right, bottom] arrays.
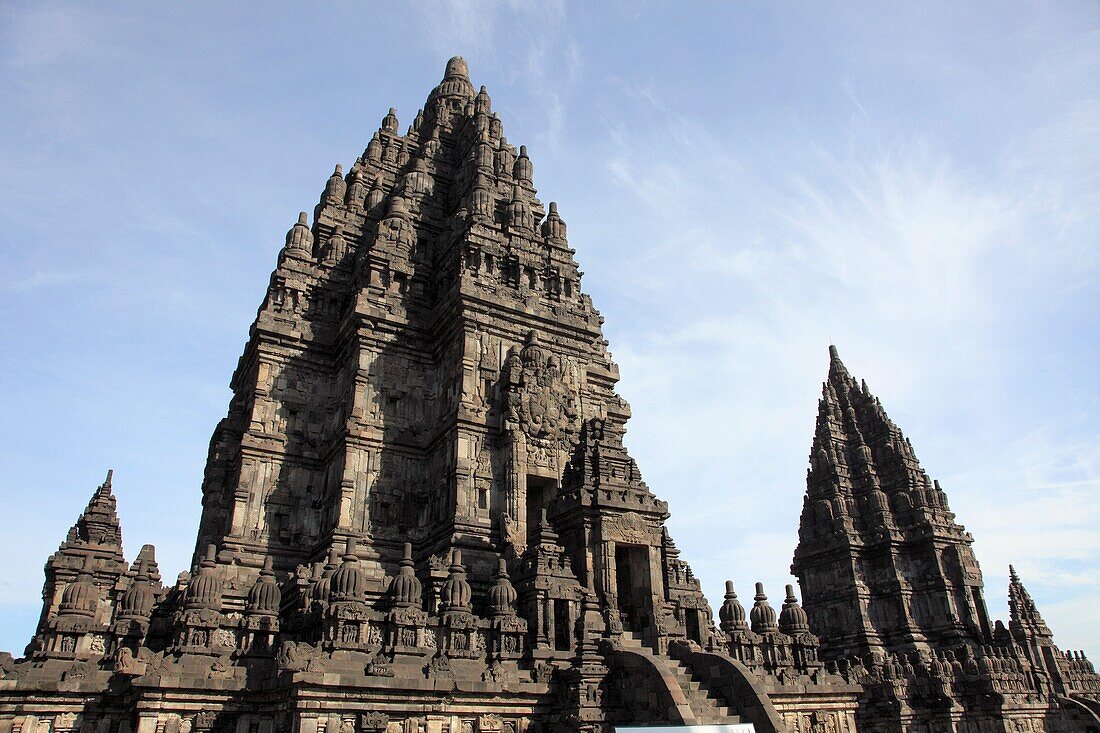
[[526, 475, 557, 546], [614, 543, 652, 632], [686, 608, 701, 643]]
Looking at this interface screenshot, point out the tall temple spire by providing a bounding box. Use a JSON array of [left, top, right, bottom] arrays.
[[793, 346, 992, 659], [65, 469, 123, 549], [1008, 564, 1053, 642], [27, 470, 129, 657], [194, 55, 588, 579]]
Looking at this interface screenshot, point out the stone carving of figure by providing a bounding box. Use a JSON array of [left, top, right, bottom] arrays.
[[500, 512, 522, 556], [501, 336, 579, 444]]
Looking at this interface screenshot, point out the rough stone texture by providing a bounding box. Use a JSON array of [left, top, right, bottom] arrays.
[[793, 345, 1100, 731], [0, 58, 1095, 733]]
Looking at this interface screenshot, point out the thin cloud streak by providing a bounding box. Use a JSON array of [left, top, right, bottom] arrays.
[[594, 51, 1100, 650]]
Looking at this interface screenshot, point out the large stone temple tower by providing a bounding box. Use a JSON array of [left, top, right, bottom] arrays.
[[0, 58, 867, 733], [192, 55, 619, 594], [185, 55, 707, 656]]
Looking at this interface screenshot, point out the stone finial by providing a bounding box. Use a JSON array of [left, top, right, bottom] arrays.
[[475, 85, 492, 114], [366, 134, 383, 163], [513, 144, 533, 183], [58, 554, 99, 619], [184, 545, 223, 611], [429, 57, 475, 111], [749, 582, 778, 633], [247, 556, 281, 617], [389, 541, 422, 609], [779, 584, 810, 635], [439, 549, 472, 613], [445, 56, 470, 80], [507, 184, 532, 230], [487, 557, 517, 617], [285, 211, 314, 255], [542, 201, 567, 240], [382, 108, 399, 133], [116, 558, 155, 621], [827, 344, 852, 383], [497, 136, 516, 177], [330, 537, 366, 604], [345, 169, 366, 209], [312, 548, 341, 607], [323, 164, 346, 205], [719, 580, 747, 631]]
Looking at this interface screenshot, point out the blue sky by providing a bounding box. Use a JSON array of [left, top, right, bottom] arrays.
[[1, 1, 1098, 655]]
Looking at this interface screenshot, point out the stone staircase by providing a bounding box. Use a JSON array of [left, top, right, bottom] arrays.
[[617, 631, 743, 725]]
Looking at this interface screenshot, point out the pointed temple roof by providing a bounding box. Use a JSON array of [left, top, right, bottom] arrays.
[[807, 345, 954, 521], [64, 469, 123, 549], [1008, 564, 1054, 642], [794, 346, 991, 658], [195, 55, 594, 567]]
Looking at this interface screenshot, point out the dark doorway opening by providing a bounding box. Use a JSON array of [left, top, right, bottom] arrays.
[[553, 598, 571, 651], [614, 543, 652, 632], [526, 475, 557, 546], [686, 609, 701, 643]]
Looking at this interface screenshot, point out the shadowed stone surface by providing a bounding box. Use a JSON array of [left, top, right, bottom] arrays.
[[793, 345, 1100, 730], [1, 58, 1097, 733]]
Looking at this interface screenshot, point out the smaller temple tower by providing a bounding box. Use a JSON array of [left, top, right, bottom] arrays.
[[792, 346, 991, 660], [792, 346, 1100, 731], [26, 471, 130, 658]]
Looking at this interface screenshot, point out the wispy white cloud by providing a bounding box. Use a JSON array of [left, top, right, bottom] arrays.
[[589, 40, 1100, 650]]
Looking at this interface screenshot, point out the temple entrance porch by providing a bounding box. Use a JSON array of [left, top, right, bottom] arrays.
[[614, 543, 653, 633]]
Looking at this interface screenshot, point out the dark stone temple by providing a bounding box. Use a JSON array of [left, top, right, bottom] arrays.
[[1, 57, 1098, 733]]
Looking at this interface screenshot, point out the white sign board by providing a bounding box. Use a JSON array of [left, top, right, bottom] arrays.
[[615, 726, 755, 733]]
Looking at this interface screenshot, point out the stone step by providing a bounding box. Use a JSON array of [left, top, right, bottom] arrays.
[[613, 633, 741, 725], [678, 678, 704, 695]]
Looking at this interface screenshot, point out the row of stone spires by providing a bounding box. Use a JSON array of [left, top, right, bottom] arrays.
[[718, 581, 812, 637], [40, 466, 1095, 664], [299, 541, 517, 617], [34, 464, 534, 662], [40, 543, 278, 650], [281, 195, 568, 263]]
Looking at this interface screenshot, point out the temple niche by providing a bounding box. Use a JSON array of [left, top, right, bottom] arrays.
[[1, 57, 1097, 733]]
